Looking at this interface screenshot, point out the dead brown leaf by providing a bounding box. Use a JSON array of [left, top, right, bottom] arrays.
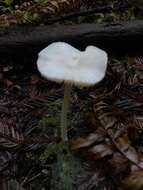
[[30, 74, 41, 84], [122, 170, 143, 190], [71, 131, 105, 150], [3, 79, 13, 87], [88, 143, 113, 160], [116, 133, 139, 165]]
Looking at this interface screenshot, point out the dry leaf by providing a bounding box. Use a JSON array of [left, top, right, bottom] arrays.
[[89, 143, 113, 160], [71, 132, 104, 150], [116, 134, 139, 164], [122, 170, 143, 190], [3, 79, 13, 87], [31, 74, 41, 84], [109, 152, 129, 174], [50, 1, 59, 9]]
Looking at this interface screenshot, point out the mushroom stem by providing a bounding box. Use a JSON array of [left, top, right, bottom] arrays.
[[60, 83, 72, 142]]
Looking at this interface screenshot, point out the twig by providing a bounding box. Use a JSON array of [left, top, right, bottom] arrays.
[[45, 6, 112, 24], [22, 173, 41, 185]]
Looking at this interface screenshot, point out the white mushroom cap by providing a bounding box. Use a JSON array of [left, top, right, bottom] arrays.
[[37, 42, 108, 86]]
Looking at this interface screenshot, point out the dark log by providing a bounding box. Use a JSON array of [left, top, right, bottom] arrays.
[[1, 20, 143, 56]]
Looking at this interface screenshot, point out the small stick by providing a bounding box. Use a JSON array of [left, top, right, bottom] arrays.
[[45, 6, 112, 24]]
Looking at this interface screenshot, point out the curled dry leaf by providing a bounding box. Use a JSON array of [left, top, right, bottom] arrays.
[[122, 170, 143, 190], [30, 74, 41, 84], [71, 132, 104, 150], [88, 143, 113, 160], [116, 133, 139, 165], [109, 152, 129, 175]]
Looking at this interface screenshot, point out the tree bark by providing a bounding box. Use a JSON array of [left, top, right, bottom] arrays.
[[1, 20, 143, 56]]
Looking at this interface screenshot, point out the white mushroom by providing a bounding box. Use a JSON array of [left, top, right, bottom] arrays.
[[37, 42, 108, 142]]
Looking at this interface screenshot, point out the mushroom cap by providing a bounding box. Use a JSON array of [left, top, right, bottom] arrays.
[[37, 42, 108, 86]]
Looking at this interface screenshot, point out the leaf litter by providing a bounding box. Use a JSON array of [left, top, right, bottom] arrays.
[[71, 56, 143, 190], [0, 55, 143, 189]]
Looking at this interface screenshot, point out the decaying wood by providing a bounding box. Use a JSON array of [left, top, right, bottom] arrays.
[[0, 20, 143, 56]]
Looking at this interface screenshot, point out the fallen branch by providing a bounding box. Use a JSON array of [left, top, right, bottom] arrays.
[[45, 6, 112, 24], [1, 20, 143, 56]]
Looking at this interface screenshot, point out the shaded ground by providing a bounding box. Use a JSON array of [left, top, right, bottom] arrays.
[[0, 55, 143, 189], [0, 57, 92, 189], [0, 1, 143, 189]]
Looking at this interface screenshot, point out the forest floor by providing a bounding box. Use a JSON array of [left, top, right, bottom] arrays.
[[0, 0, 143, 190], [0, 55, 143, 190]]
